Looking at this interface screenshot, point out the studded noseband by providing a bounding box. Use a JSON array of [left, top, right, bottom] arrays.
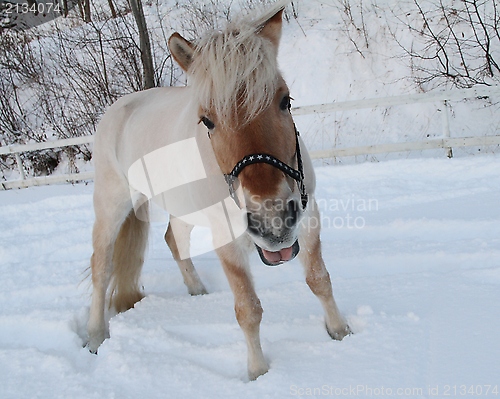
[[222, 125, 308, 210]]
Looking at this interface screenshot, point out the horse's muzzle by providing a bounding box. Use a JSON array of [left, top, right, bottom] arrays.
[[246, 198, 301, 265]]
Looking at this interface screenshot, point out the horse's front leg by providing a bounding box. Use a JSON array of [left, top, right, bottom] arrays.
[[216, 240, 268, 381], [299, 199, 351, 340], [165, 216, 208, 296]]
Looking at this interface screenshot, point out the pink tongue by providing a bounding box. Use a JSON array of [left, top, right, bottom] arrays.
[[261, 246, 294, 263]]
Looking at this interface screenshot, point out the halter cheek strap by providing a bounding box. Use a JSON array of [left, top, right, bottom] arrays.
[[223, 126, 308, 210]]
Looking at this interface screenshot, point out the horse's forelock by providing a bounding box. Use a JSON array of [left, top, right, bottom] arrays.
[[189, 21, 280, 127]]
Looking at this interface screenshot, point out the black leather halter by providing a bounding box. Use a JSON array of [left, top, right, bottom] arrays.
[[222, 125, 308, 210]]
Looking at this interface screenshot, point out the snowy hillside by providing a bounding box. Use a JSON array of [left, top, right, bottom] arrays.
[[1, 156, 500, 398], [1, 0, 499, 180]]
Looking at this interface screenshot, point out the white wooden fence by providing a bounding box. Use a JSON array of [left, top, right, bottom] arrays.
[[294, 85, 500, 159], [0, 135, 94, 190], [1, 85, 499, 190]]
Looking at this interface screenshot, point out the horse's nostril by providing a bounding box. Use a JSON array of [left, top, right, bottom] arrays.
[[284, 199, 299, 229], [247, 212, 263, 236]]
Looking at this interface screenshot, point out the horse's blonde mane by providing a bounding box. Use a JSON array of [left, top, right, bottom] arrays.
[[189, 8, 285, 127]]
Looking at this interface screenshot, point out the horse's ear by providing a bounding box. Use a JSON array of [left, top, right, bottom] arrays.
[[258, 8, 284, 49], [169, 32, 195, 72]]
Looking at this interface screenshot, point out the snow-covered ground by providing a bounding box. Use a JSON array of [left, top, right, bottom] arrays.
[[1, 155, 499, 398], [1, 0, 499, 396]]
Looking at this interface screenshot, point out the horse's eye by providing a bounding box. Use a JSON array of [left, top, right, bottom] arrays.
[[279, 95, 291, 111], [200, 116, 215, 130]]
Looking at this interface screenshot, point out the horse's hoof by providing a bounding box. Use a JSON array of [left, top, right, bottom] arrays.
[[84, 342, 98, 354], [327, 324, 352, 341], [86, 334, 106, 354], [188, 286, 208, 296], [248, 365, 269, 381]]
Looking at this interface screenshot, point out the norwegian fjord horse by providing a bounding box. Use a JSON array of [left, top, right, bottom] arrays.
[[87, 5, 351, 380]]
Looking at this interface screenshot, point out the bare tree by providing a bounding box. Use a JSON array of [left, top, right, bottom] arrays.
[[388, 0, 500, 89], [337, 0, 370, 57], [83, 0, 91, 22], [108, 0, 117, 19], [77, 0, 91, 22], [130, 0, 155, 89]]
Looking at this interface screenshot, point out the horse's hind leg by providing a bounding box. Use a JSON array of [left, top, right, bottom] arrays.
[[165, 216, 207, 295], [110, 204, 149, 313], [299, 200, 351, 340], [87, 181, 135, 353]]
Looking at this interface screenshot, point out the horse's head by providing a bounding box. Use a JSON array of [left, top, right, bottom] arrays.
[[168, 8, 305, 265]]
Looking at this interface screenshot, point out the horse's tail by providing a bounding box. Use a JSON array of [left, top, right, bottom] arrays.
[[110, 205, 149, 313]]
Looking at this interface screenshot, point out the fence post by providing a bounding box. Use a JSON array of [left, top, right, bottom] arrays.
[[441, 100, 453, 158], [14, 153, 26, 180]]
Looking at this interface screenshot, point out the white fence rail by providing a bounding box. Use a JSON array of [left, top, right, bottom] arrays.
[[294, 85, 500, 160], [1, 86, 499, 190], [0, 135, 94, 190]]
